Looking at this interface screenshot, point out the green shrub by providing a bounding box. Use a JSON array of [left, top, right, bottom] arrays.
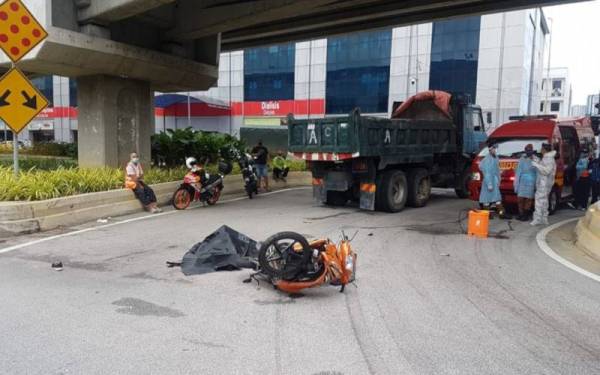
[[151, 128, 245, 167], [0, 156, 77, 171], [0, 142, 78, 158]]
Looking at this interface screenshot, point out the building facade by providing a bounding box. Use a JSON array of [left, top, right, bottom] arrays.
[[585, 94, 600, 115], [5, 8, 550, 143], [539, 67, 572, 117], [196, 8, 549, 133]]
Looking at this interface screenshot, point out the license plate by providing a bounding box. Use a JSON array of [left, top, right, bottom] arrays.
[[500, 161, 517, 170]]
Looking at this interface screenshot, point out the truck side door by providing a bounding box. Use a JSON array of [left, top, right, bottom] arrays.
[[463, 106, 487, 155]]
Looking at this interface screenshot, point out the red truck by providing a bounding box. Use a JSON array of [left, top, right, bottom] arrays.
[[468, 115, 596, 214]]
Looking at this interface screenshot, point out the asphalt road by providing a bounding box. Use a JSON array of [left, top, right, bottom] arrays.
[[1, 188, 599, 375]]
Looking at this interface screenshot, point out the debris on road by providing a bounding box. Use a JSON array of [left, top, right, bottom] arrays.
[[172, 225, 259, 276], [97, 218, 109, 224], [51, 261, 63, 271], [440, 253, 450, 257]]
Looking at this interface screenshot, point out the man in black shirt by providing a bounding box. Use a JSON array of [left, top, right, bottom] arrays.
[[252, 140, 269, 191]]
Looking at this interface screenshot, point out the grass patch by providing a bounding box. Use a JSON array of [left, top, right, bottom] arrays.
[[0, 159, 306, 201]]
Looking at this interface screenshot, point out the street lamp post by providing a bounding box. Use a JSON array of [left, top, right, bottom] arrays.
[[544, 17, 553, 114]]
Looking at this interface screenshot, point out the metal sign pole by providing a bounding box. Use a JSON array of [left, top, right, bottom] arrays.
[[12, 129, 18, 176]]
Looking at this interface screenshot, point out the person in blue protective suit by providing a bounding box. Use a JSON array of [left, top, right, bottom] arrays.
[[514, 144, 537, 221], [479, 144, 511, 219]]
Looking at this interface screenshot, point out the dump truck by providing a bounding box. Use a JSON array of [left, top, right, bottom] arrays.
[[288, 91, 487, 212]]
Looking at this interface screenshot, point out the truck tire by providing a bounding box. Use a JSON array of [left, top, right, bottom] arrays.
[[455, 168, 471, 199], [407, 168, 431, 207], [326, 191, 348, 206], [377, 170, 408, 213]]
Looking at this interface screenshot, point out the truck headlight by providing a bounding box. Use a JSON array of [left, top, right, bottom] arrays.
[[471, 172, 481, 181]]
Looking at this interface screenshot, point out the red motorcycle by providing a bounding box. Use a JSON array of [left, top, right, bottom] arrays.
[[172, 158, 231, 210]]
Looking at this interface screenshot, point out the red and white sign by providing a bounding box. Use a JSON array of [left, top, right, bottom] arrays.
[[232, 99, 325, 117]]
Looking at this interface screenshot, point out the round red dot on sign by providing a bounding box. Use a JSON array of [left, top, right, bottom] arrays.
[[21, 38, 30, 47], [10, 46, 19, 56], [10, 2, 19, 11], [33, 29, 41, 38], [21, 16, 30, 25], [10, 25, 19, 34], [0, 12, 7, 21], [0, 35, 7, 43]]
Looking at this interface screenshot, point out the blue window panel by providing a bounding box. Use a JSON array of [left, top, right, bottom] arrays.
[[31, 76, 53, 106], [69, 79, 77, 107], [429, 16, 481, 102], [326, 29, 392, 114], [244, 42, 295, 101]]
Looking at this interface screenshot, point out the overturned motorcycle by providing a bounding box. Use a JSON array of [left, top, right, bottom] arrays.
[[252, 231, 357, 294]]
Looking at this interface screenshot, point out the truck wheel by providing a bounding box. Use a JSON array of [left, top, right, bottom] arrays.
[[455, 168, 471, 199], [408, 169, 431, 207], [377, 170, 408, 212], [326, 191, 348, 206], [548, 187, 560, 215]]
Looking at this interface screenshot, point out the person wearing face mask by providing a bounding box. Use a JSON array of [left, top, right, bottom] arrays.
[[530, 143, 557, 226], [125, 152, 161, 213], [479, 144, 510, 219], [514, 144, 537, 221]]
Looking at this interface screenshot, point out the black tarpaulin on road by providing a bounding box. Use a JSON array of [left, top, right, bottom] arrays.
[[181, 225, 259, 275]]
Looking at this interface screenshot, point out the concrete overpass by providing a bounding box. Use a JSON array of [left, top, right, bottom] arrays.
[[3, 0, 587, 167]]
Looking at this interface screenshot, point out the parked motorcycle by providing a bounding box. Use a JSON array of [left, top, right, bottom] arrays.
[[258, 231, 357, 294], [230, 147, 259, 199], [172, 157, 232, 210]]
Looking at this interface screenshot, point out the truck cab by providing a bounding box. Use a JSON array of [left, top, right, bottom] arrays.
[[468, 115, 591, 214]]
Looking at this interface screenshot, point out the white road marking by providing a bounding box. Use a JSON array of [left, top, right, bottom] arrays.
[[536, 218, 600, 283], [0, 187, 310, 255]]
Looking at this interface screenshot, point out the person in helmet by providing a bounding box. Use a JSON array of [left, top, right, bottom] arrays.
[[125, 152, 161, 213], [186, 157, 208, 187], [479, 143, 510, 219], [514, 144, 537, 221]]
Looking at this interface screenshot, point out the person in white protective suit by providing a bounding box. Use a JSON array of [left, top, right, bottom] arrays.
[[531, 143, 557, 226]]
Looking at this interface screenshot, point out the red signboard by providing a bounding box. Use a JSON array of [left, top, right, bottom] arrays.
[[231, 99, 325, 117]]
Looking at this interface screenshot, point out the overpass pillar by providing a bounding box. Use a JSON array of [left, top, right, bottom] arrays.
[[77, 75, 154, 168]]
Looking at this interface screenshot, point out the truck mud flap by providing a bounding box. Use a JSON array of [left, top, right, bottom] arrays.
[[359, 182, 376, 211], [312, 178, 326, 203]]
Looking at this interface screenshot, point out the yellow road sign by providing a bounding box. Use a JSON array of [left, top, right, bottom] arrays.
[[0, 0, 48, 62], [0, 67, 48, 133]]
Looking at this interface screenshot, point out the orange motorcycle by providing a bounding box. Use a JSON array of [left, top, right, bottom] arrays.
[[257, 231, 357, 294]]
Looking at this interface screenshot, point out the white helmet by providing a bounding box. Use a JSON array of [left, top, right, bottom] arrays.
[[185, 157, 198, 170]]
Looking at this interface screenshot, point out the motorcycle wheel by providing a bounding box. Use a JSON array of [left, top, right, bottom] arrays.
[[258, 232, 311, 278], [246, 184, 254, 199], [172, 187, 192, 210], [207, 188, 221, 205]]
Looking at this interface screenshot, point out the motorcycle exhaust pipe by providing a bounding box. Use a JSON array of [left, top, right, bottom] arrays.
[[201, 177, 223, 193]]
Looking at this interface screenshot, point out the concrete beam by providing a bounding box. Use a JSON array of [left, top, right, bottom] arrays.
[[220, 0, 589, 50], [165, 0, 340, 41], [78, 0, 175, 23], [0, 26, 218, 92]]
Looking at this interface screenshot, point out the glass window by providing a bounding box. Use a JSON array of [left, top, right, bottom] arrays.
[[326, 29, 392, 114], [540, 102, 544, 112], [550, 102, 560, 112], [429, 16, 481, 102], [69, 79, 77, 107], [244, 42, 295, 101], [478, 138, 547, 159], [552, 79, 562, 90], [31, 76, 53, 105]]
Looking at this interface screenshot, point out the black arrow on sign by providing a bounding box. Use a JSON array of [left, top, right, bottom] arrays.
[[21, 91, 37, 110], [0, 89, 10, 107]]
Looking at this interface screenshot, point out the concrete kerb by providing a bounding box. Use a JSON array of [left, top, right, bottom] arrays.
[[0, 172, 312, 237], [536, 217, 600, 284], [575, 202, 600, 260]]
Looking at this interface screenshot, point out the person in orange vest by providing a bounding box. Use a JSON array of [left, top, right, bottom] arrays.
[[125, 152, 161, 213], [571, 151, 591, 211]]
